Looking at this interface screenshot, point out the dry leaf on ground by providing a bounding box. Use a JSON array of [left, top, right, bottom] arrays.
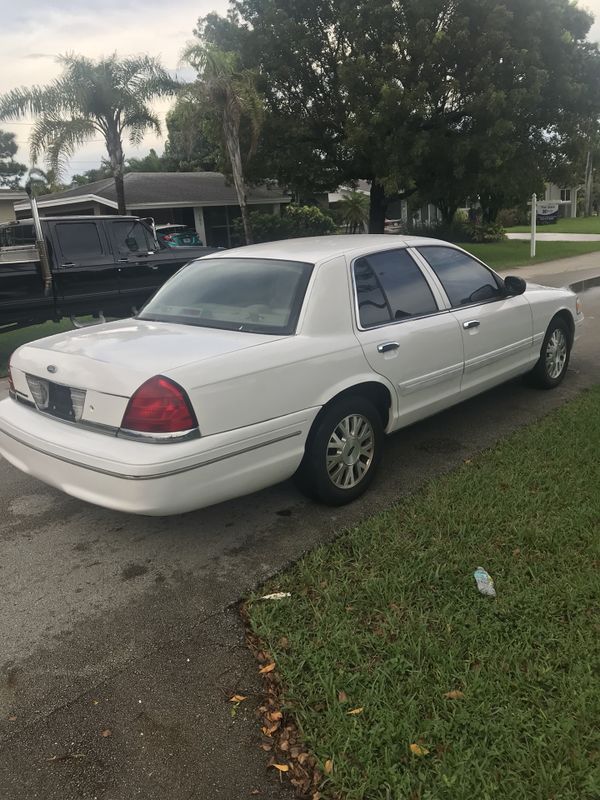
[[338, 691, 348, 703], [347, 707, 364, 715], [100, 728, 112, 738], [259, 662, 276, 674], [324, 759, 333, 774], [229, 694, 248, 703], [443, 690, 465, 700], [271, 763, 289, 772], [409, 743, 429, 756]]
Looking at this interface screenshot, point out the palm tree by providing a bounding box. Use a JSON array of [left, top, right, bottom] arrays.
[[0, 53, 178, 214], [181, 44, 263, 244], [338, 191, 370, 233], [27, 166, 64, 196]]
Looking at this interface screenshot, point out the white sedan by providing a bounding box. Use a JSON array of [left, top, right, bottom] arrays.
[[0, 235, 583, 515]]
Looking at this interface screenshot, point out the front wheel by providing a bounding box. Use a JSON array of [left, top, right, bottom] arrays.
[[296, 395, 384, 506], [527, 317, 571, 389]]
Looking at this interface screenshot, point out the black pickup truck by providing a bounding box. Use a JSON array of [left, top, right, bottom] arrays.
[[0, 214, 217, 330]]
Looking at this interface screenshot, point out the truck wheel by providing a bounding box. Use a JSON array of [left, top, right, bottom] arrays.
[[527, 317, 571, 389], [296, 395, 384, 506]]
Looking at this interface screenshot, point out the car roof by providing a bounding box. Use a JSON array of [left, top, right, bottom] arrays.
[[206, 234, 450, 263]]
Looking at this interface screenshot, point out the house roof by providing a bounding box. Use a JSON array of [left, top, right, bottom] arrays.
[[15, 172, 289, 210], [0, 189, 28, 201]]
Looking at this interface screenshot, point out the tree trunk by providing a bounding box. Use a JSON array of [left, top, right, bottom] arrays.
[[107, 128, 126, 215], [369, 181, 387, 233], [223, 98, 253, 244], [114, 171, 126, 215], [437, 201, 459, 225]]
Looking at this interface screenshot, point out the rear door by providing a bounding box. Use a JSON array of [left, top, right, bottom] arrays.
[[414, 246, 533, 392], [50, 220, 119, 310], [352, 247, 464, 428]]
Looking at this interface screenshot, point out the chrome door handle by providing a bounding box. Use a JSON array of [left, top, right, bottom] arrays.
[[59, 262, 75, 268], [377, 341, 400, 353], [463, 320, 480, 329]]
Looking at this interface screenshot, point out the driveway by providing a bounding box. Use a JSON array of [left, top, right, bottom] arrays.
[[1, 264, 599, 800]]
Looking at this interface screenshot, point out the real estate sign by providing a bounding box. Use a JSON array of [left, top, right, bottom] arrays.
[[536, 201, 560, 224]]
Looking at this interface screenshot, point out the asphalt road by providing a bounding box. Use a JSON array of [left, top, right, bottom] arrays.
[[1, 265, 599, 800]]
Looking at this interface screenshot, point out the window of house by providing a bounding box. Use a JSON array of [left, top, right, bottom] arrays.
[[417, 246, 503, 308], [560, 189, 571, 202], [353, 249, 438, 328]]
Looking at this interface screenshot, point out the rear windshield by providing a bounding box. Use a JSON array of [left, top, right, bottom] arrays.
[[138, 257, 314, 335]]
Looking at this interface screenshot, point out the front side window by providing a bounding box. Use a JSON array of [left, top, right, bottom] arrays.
[[417, 246, 503, 308], [56, 223, 104, 259], [138, 257, 314, 335], [111, 221, 154, 255], [354, 248, 438, 328]]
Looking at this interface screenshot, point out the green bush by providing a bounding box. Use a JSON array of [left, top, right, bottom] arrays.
[[497, 207, 529, 227], [406, 219, 506, 243], [235, 204, 336, 243]]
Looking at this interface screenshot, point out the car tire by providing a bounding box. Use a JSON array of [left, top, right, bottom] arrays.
[[296, 395, 384, 506], [527, 316, 571, 389]]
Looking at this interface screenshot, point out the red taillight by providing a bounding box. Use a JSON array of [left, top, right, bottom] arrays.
[[121, 376, 198, 434]]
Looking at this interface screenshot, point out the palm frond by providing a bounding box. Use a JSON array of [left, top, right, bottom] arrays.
[[31, 117, 97, 177], [123, 109, 162, 146], [0, 83, 69, 120]]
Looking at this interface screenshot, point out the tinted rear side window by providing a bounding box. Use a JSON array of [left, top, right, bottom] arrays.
[[354, 248, 438, 328], [56, 223, 104, 259], [417, 246, 503, 307]]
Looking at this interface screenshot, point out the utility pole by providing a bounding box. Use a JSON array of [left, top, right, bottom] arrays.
[[530, 193, 536, 258], [584, 149, 593, 217]]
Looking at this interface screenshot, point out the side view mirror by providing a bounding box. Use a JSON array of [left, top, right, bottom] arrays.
[[504, 275, 526, 296]]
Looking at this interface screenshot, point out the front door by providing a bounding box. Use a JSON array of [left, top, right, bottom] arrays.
[[414, 246, 534, 392], [352, 248, 464, 429], [107, 219, 196, 309]]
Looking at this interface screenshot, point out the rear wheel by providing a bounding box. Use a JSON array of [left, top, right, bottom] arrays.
[[528, 317, 571, 389], [296, 395, 384, 505]]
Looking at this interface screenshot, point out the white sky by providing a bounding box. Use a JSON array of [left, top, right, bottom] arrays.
[[1, 0, 599, 180], [0, 0, 228, 178]]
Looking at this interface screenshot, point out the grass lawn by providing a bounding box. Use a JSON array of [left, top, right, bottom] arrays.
[[0, 320, 74, 377], [507, 216, 600, 234], [249, 388, 600, 800], [461, 239, 600, 270]]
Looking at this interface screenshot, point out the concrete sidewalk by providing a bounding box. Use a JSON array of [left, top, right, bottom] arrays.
[[507, 232, 600, 241]]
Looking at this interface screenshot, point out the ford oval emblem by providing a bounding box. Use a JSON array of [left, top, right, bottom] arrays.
[[47, 365, 57, 374]]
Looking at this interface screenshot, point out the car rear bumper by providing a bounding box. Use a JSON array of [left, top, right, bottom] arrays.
[[0, 398, 318, 515]]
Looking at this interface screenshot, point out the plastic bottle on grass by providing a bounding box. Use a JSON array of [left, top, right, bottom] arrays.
[[474, 567, 496, 597]]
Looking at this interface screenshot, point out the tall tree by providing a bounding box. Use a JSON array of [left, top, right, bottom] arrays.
[[0, 129, 26, 188], [0, 54, 178, 213], [180, 43, 263, 244], [201, 0, 600, 229], [164, 98, 220, 172], [27, 166, 64, 196]]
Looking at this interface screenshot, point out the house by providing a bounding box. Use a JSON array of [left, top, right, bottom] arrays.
[[13, 172, 290, 248], [543, 183, 579, 218], [0, 189, 27, 224]]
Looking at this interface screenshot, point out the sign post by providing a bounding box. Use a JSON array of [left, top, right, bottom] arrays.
[[530, 193, 537, 258]]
